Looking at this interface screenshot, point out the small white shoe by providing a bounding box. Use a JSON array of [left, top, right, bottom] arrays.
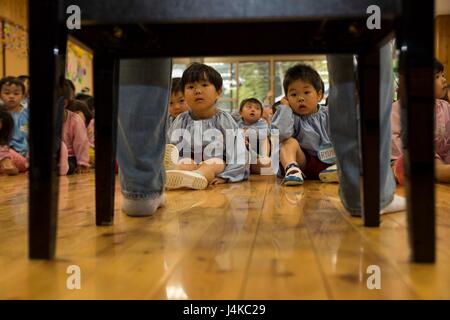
[[165, 170, 208, 190], [164, 144, 179, 170]]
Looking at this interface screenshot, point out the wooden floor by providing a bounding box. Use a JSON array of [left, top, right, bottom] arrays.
[[0, 172, 449, 300]]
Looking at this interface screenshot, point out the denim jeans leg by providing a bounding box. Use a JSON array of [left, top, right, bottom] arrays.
[[117, 58, 172, 200], [327, 42, 396, 215], [327, 54, 362, 214]]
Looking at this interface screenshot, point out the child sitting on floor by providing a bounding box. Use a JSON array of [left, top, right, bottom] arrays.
[[391, 58, 450, 184], [272, 63, 338, 185], [165, 63, 247, 189], [0, 76, 29, 158], [61, 100, 91, 175], [67, 99, 95, 167], [237, 98, 272, 174], [0, 108, 27, 175]]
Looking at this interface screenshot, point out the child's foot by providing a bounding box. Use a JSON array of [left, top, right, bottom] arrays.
[[282, 163, 304, 186], [164, 144, 179, 170], [0, 158, 19, 176], [380, 195, 406, 215], [121, 193, 166, 217], [166, 170, 208, 190], [319, 164, 339, 183]]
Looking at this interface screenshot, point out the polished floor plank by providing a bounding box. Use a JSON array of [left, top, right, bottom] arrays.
[[0, 173, 449, 299], [324, 184, 450, 299], [151, 176, 270, 300], [243, 182, 330, 299], [301, 183, 419, 299]]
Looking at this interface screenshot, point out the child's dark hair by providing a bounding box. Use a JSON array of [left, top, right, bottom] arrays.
[[434, 58, 444, 74], [67, 100, 93, 127], [0, 108, 14, 145], [57, 77, 75, 103], [181, 63, 223, 92], [239, 98, 263, 112], [17, 75, 30, 82], [283, 64, 324, 96], [0, 76, 26, 94], [75, 93, 95, 113], [272, 100, 282, 114], [171, 77, 183, 95]]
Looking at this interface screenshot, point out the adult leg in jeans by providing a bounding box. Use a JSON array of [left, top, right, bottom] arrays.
[[327, 43, 403, 216], [117, 58, 172, 216]]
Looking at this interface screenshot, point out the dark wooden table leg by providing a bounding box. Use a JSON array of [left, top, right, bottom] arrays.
[[399, 0, 435, 262], [94, 56, 119, 226], [28, 0, 66, 259], [358, 48, 380, 227]]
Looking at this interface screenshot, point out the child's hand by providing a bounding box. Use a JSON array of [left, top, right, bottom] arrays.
[[280, 97, 290, 106], [76, 165, 90, 174], [210, 177, 227, 185]]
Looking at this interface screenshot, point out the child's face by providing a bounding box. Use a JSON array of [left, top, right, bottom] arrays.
[[184, 80, 221, 113], [240, 102, 262, 124], [435, 71, 448, 99], [286, 80, 323, 116], [168, 91, 189, 118], [0, 84, 24, 111]]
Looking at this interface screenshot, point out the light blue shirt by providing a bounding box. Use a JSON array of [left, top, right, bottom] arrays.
[[9, 106, 29, 156], [167, 109, 248, 182], [272, 104, 332, 157]]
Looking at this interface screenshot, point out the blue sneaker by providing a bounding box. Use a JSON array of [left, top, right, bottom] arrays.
[[282, 163, 304, 186], [319, 164, 339, 183]]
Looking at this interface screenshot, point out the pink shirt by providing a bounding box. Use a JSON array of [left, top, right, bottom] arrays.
[[62, 110, 90, 167], [391, 99, 450, 163]]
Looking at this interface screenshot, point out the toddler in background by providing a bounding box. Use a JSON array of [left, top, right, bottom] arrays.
[[272, 64, 337, 185], [237, 98, 272, 174], [391, 58, 450, 184], [0, 76, 29, 157], [166, 77, 189, 131], [166, 63, 247, 189], [0, 108, 27, 175]]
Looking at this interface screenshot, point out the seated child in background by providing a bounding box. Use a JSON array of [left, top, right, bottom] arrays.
[[0, 108, 27, 175], [66, 100, 95, 166], [237, 98, 272, 174], [272, 63, 337, 185], [166, 77, 189, 130], [61, 106, 91, 175], [166, 63, 247, 189], [391, 58, 450, 184], [0, 76, 29, 157]]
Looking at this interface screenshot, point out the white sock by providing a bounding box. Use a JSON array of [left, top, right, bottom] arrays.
[[121, 193, 166, 217], [380, 195, 406, 215]]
